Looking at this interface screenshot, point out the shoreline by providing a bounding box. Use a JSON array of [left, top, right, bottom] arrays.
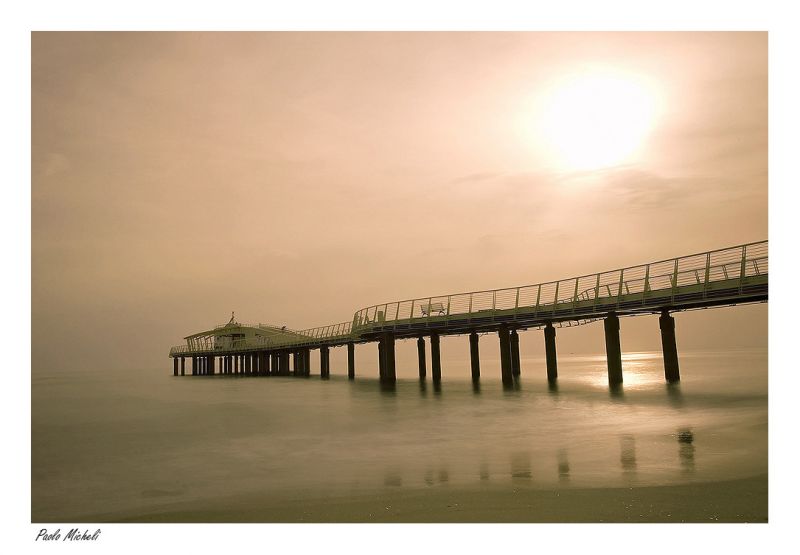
[[55, 475, 767, 524]]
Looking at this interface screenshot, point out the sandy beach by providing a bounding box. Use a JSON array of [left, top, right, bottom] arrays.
[[74, 475, 767, 524]]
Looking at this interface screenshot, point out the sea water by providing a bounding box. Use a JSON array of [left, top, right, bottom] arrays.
[[31, 348, 767, 521]]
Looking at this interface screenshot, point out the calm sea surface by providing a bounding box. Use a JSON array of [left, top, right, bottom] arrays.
[[31, 348, 767, 521]]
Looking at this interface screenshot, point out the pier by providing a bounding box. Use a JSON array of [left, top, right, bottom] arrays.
[[168, 240, 768, 387]]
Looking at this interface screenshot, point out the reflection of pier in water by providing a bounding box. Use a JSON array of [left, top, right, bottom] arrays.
[[677, 428, 695, 473], [382, 432, 696, 489], [169, 241, 767, 393], [620, 435, 637, 477]]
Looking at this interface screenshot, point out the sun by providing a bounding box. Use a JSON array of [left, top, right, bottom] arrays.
[[534, 68, 662, 172]]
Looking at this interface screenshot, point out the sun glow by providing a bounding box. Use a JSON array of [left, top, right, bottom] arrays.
[[534, 68, 662, 172]]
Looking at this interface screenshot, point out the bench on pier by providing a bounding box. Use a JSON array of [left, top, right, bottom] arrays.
[[420, 302, 446, 316]]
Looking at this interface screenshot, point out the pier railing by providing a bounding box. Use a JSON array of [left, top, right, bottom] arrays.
[[351, 240, 768, 333]]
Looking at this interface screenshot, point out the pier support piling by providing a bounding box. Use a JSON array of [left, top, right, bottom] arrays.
[[378, 333, 396, 382], [417, 337, 427, 380], [320, 346, 330, 378], [498, 325, 513, 386], [659, 310, 680, 383], [210, 356, 215, 375], [347, 342, 355, 380], [180, 357, 185, 376], [511, 329, 521, 376], [604, 313, 623, 386], [469, 332, 480, 382], [378, 340, 385, 378], [431, 333, 441, 383], [544, 323, 558, 383], [173, 358, 178, 376]]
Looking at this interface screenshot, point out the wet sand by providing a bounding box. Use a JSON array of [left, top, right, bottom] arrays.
[[80, 475, 766, 524]]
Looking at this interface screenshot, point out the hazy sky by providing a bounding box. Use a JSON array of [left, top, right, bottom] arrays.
[[31, 32, 767, 373]]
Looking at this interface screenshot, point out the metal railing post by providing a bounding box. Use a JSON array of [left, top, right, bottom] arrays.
[[594, 273, 601, 307], [427, 297, 433, 325], [572, 278, 579, 312], [671, 258, 679, 304], [552, 281, 559, 315], [739, 245, 748, 293]]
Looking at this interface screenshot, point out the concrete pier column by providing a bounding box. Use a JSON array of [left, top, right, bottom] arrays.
[[431, 333, 441, 383], [173, 358, 178, 376], [498, 325, 513, 386], [210, 356, 216, 375], [233, 355, 238, 374], [544, 323, 558, 383], [271, 353, 278, 375], [280, 352, 290, 376], [469, 332, 480, 382], [510, 329, 521, 376], [379, 333, 396, 382], [604, 313, 623, 386], [180, 357, 185, 376], [378, 340, 385, 379], [417, 337, 427, 380], [320, 346, 330, 378], [304, 349, 312, 376], [191, 356, 196, 376], [293, 352, 301, 376], [347, 343, 355, 380], [659, 310, 680, 383]]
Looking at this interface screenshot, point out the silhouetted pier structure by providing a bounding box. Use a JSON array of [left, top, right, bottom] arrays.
[[169, 240, 767, 388]]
